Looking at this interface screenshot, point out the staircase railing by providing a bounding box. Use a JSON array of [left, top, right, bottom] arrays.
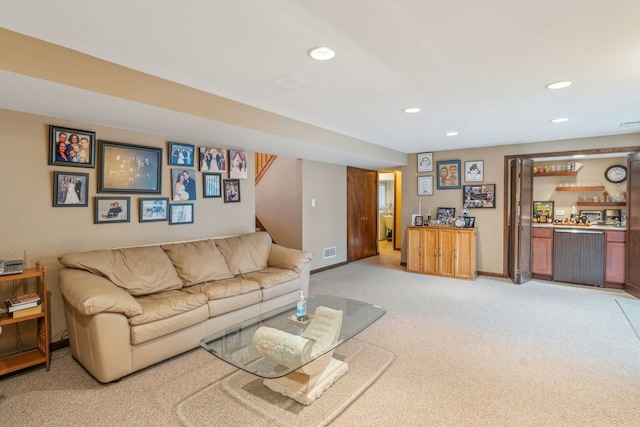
[[255, 153, 277, 185]]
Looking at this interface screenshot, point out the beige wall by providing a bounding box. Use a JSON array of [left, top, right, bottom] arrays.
[[302, 160, 347, 270], [401, 133, 640, 274], [0, 108, 257, 348], [255, 156, 303, 249]]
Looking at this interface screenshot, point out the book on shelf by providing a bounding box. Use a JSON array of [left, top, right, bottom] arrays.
[[14, 292, 40, 304], [5, 299, 40, 313], [10, 304, 42, 319], [5, 292, 40, 312]]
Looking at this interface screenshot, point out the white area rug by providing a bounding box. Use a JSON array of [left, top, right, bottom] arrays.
[[176, 339, 394, 427]]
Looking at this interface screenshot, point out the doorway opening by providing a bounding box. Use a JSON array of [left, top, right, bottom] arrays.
[[378, 170, 402, 261]]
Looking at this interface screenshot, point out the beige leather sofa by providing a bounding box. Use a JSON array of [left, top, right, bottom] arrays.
[[58, 231, 313, 383]]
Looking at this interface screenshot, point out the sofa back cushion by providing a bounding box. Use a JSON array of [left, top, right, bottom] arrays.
[[58, 246, 183, 296], [215, 231, 272, 275], [161, 239, 233, 286]]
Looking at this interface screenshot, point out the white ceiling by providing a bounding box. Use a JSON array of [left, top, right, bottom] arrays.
[[2, 0, 640, 169]]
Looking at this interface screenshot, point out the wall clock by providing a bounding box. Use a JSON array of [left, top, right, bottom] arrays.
[[604, 164, 627, 183]]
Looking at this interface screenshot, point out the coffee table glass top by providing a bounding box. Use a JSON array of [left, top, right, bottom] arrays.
[[200, 295, 385, 378]]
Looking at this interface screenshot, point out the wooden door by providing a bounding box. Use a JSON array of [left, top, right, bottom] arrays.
[[455, 229, 476, 279], [347, 167, 378, 261], [509, 158, 534, 284], [423, 228, 439, 275], [531, 227, 553, 279], [626, 152, 640, 297], [438, 228, 456, 277]]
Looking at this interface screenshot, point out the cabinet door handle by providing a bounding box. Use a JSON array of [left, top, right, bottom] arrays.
[[454, 249, 457, 259]]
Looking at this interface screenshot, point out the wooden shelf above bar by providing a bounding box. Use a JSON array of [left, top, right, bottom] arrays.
[[556, 186, 605, 191], [534, 171, 578, 177], [576, 202, 626, 207]]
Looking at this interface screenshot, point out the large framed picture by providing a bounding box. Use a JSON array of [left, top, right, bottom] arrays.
[[464, 161, 483, 182], [169, 203, 194, 225], [533, 201, 554, 223], [171, 168, 197, 201], [417, 176, 433, 196], [436, 160, 461, 189], [229, 150, 248, 179], [223, 179, 241, 203], [199, 147, 227, 173], [463, 184, 496, 208], [203, 173, 222, 198], [49, 125, 96, 168], [98, 140, 162, 193], [436, 207, 456, 221], [168, 142, 195, 167], [417, 152, 433, 172], [94, 197, 130, 224], [139, 197, 169, 222], [53, 171, 89, 207]]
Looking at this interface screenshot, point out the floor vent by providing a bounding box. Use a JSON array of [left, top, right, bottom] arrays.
[[323, 247, 337, 259]]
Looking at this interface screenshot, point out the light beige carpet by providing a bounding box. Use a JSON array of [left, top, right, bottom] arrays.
[[176, 339, 394, 427]]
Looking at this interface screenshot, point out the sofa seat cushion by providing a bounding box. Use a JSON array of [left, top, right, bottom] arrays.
[[59, 246, 183, 296], [161, 239, 233, 286], [186, 277, 261, 301], [215, 231, 272, 275], [128, 290, 208, 326], [130, 304, 209, 345], [242, 267, 300, 290]]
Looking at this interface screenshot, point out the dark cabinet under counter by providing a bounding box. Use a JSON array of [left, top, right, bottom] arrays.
[[553, 228, 605, 286]]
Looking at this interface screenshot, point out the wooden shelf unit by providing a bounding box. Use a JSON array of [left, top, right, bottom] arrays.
[[0, 263, 49, 377], [576, 202, 626, 207], [555, 186, 605, 192], [534, 171, 578, 177]]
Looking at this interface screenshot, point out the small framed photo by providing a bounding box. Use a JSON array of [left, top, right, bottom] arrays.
[[49, 125, 96, 168], [223, 179, 241, 203], [229, 150, 248, 179], [94, 197, 130, 224], [203, 173, 222, 198], [168, 142, 195, 167], [139, 197, 169, 222], [98, 140, 162, 193], [417, 152, 433, 172], [414, 215, 424, 226], [171, 168, 197, 201], [465, 217, 476, 228], [436, 160, 461, 189], [464, 161, 484, 182], [199, 147, 228, 173], [53, 171, 89, 207], [417, 176, 433, 196], [436, 207, 456, 221], [533, 201, 555, 223], [463, 184, 496, 209], [170, 203, 194, 225]]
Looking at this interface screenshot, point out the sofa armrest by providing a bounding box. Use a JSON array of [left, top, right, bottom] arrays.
[[268, 244, 314, 274], [60, 268, 143, 317]]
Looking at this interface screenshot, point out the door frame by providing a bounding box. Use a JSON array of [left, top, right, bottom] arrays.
[[503, 146, 640, 278]]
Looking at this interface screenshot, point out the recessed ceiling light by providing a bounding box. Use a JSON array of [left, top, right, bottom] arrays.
[[573, 154, 586, 158], [545, 81, 573, 89], [445, 131, 459, 136], [550, 117, 569, 123], [307, 46, 336, 61], [403, 107, 421, 114]]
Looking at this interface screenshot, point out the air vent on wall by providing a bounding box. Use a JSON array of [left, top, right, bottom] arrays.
[[323, 247, 336, 259]]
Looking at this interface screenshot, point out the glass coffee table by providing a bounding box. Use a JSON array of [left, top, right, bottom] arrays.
[[200, 294, 385, 404]]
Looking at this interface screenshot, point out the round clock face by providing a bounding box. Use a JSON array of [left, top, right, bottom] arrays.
[[605, 165, 627, 183]]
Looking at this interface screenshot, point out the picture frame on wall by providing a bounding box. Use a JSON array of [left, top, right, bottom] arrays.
[[49, 125, 96, 168], [228, 150, 248, 179], [98, 140, 162, 193], [53, 171, 89, 207], [94, 197, 130, 224], [168, 142, 195, 167], [169, 203, 194, 225], [203, 173, 222, 198], [417, 176, 433, 196], [436, 160, 461, 189], [463, 184, 496, 208], [464, 160, 483, 182], [417, 152, 433, 172], [199, 147, 227, 173], [139, 197, 169, 222], [223, 179, 241, 203], [171, 168, 197, 201]]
